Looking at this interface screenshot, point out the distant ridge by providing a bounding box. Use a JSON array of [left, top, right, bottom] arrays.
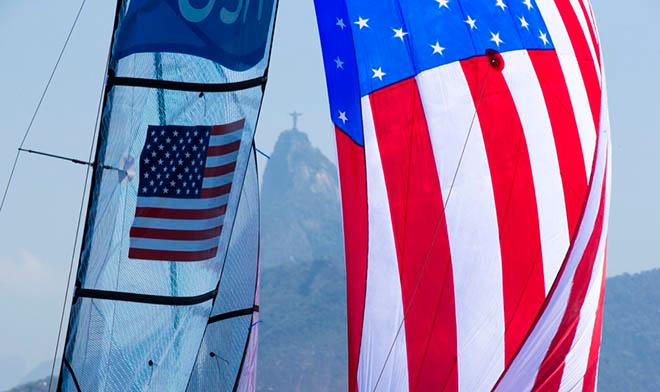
[[599, 268, 660, 391], [260, 127, 342, 267], [8, 129, 658, 392]]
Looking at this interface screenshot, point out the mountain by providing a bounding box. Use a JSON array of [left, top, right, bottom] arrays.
[[258, 258, 347, 392], [599, 269, 660, 391], [8, 129, 659, 391], [260, 127, 343, 267], [4, 379, 49, 392]]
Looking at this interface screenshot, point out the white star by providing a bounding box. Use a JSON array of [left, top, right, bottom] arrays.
[[430, 41, 446, 55], [336, 17, 346, 30], [372, 67, 386, 81], [490, 32, 504, 47], [539, 30, 550, 45], [495, 0, 508, 11], [465, 15, 477, 30], [334, 57, 344, 69], [392, 27, 408, 41], [519, 16, 530, 30], [436, 0, 450, 8], [354, 16, 369, 30], [338, 111, 348, 124], [523, 0, 534, 10]]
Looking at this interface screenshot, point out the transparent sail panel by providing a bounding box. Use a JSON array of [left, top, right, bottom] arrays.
[[59, 0, 274, 388], [187, 149, 260, 391], [77, 85, 262, 296]]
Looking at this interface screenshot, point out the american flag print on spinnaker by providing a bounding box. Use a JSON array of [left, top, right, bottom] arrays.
[[129, 120, 244, 262], [314, 0, 611, 391]]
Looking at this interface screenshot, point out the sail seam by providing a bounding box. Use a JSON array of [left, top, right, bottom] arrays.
[[108, 73, 267, 93], [75, 287, 216, 306]]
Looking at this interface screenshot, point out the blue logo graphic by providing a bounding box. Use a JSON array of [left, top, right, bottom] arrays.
[[114, 0, 275, 71]]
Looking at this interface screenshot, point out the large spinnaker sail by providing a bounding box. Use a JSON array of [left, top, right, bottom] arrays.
[[314, 0, 610, 391], [58, 1, 276, 390]]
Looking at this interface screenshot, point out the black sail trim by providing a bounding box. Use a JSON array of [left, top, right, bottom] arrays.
[[63, 357, 83, 392], [75, 287, 216, 306], [207, 305, 259, 325], [107, 73, 267, 92]]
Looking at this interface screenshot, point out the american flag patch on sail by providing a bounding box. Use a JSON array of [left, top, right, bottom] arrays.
[[128, 119, 244, 262]]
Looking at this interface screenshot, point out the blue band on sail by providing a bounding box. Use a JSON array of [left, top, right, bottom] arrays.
[[113, 0, 276, 71]]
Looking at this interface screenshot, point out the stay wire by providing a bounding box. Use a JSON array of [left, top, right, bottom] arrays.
[[40, 1, 100, 388], [0, 0, 89, 217], [371, 67, 493, 392], [47, 73, 103, 391]]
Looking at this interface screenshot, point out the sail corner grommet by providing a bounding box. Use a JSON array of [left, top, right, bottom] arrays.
[[486, 49, 505, 71]]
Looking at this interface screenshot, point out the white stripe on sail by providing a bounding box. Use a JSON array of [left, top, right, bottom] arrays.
[[131, 216, 224, 231], [206, 151, 240, 167], [558, 231, 606, 391], [136, 194, 229, 209], [210, 130, 243, 146], [358, 97, 410, 392], [560, 102, 612, 392], [495, 117, 609, 392], [417, 62, 505, 392], [567, 0, 601, 83], [502, 51, 571, 293], [537, 0, 596, 178], [129, 237, 220, 252], [202, 173, 234, 188]]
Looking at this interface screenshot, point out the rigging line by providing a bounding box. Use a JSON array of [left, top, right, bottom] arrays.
[[372, 66, 494, 392], [255, 147, 271, 160], [47, 14, 105, 392], [0, 0, 88, 217]]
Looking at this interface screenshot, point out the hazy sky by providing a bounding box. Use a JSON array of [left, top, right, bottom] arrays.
[[0, 0, 658, 388]]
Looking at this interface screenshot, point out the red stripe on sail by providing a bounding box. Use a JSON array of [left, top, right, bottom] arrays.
[[211, 119, 245, 135], [529, 50, 588, 237], [533, 170, 608, 391], [204, 162, 237, 177], [583, 255, 607, 392], [462, 56, 546, 365], [130, 225, 223, 241], [208, 141, 241, 156], [335, 128, 368, 392], [128, 247, 219, 262], [135, 205, 227, 220], [369, 78, 458, 391], [200, 183, 232, 199], [576, 0, 602, 68], [555, 0, 602, 130]]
